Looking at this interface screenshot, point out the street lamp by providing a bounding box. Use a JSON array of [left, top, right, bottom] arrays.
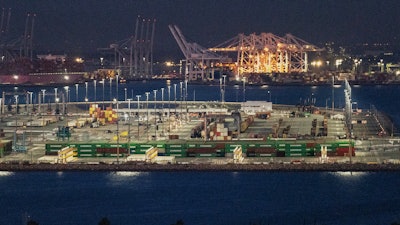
[[174, 83, 177, 115], [124, 88, 127, 101], [101, 78, 105, 110], [75, 84, 79, 102], [268, 90, 271, 102], [222, 75, 226, 103], [136, 95, 141, 141], [145, 92, 150, 141], [64, 86, 69, 114], [153, 89, 158, 140], [161, 87, 164, 135], [180, 81, 183, 121], [168, 85, 171, 134], [109, 77, 113, 101], [116, 74, 119, 101], [94, 80, 97, 102], [85, 82, 88, 101], [28, 92, 33, 113], [242, 77, 246, 102], [54, 88, 58, 102], [220, 78, 223, 102], [127, 98, 132, 144], [185, 79, 188, 122], [41, 89, 46, 105], [64, 86, 69, 103]]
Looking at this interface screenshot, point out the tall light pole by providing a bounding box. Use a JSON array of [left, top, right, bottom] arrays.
[[41, 89, 46, 105], [145, 92, 150, 141], [102, 78, 105, 110], [174, 83, 177, 115], [153, 89, 158, 140], [75, 83, 79, 102], [28, 92, 33, 113], [168, 85, 171, 133], [94, 80, 97, 102], [85, 82, 88, 101], [124, 88, 127, 101], [64, 86, 69, 103], [116, 98, 120, 165], [185, 79, 188, 122], [161, 87, 164, 136], [64, 86, 69, 114], [116, 74, 119, 102], [180, 81, 183, 121], [54, 88, 58, 102], [127, 98, 132, 145], [136, 95, 141, 141], [268, 90, 271, 102], [109, 77, 113, 102], [242, 77, 246, 102], [222, 75, 226, 103]]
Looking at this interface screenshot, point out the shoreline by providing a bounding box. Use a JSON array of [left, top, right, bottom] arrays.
[[1, 163, 400, 172]]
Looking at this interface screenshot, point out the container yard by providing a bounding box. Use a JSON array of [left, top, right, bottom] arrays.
[[1, 98, 397, 168]]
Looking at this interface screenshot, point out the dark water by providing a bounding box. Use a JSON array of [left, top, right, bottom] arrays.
[[2, 81, 400, 224], [2, 80, 400, 126], [1, 171, 400, 225]]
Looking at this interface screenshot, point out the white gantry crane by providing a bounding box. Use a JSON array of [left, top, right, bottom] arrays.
[[169, 25, 227, 81], [169, 25, 322, 81]]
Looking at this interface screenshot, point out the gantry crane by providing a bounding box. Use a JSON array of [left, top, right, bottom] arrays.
[[99, 16, 156, 80], [170, 25, 322, 81], [210, 32, 323, 80], [169, 25, 228, 81]]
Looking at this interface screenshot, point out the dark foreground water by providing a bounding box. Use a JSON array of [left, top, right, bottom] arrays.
[[1, 171, 400, 225]]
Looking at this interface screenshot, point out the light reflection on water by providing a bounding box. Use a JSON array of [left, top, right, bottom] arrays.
[[106, 171, 147, 186], [333, 171, 368, 177], [0, 171, 14, 177]]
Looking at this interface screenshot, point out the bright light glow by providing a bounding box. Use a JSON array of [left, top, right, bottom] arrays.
[[335, 59, 343, 67], [13, 75, 18, 80], [0, 171, 14, 176], [332, 171, 367, 177], [165, 61, 173, 67], [75, 57, 84, 63], [114, 171, 143, 177], [311, 60, 322, 67], [64, 75, 70, 80]]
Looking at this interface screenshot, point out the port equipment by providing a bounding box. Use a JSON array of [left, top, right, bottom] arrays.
[[209, 33, 322, 80], [169, 25, 228, 81], [233, 146, 243, 164], [99, 16, 156, 80], [169, 25, 322, 81], [45, 140, 355, 159], [58, 147, 76, 164], [145, 147, 158, 163]]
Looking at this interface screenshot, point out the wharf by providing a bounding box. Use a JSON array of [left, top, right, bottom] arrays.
[[0, 101, 399, 169]]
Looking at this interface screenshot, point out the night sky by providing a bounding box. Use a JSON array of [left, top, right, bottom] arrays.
[[1, 0, 400, 60]]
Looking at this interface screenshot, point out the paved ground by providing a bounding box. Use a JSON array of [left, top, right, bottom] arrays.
[[1, 103, 399, 165]]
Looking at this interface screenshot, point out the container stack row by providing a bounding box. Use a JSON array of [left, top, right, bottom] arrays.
[[44, 140, 355, 159]]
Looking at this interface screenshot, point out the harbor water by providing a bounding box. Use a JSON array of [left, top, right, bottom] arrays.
[[0, 171, 400, 225], [1, 81, 400, 224]]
